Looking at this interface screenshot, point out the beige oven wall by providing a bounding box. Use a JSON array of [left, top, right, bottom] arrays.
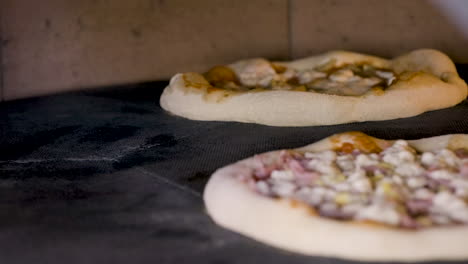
[[290, 0, 468, 60], [1, 0, 468, 101], [0, 0, 289, 101]]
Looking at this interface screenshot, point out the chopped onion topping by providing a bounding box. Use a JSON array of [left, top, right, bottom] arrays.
[[241, 141, 468, 229]]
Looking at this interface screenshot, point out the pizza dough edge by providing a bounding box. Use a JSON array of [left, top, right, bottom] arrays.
[[203, 133, 468, 261], [160, 49, 467, 127]]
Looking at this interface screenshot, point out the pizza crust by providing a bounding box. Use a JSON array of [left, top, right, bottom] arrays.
[[160, 49, 467, 127], [203, 133, 468, 261]]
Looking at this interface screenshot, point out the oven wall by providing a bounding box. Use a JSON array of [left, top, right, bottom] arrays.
[[1, 0, 467, 101], [0, 0, 289, 101], [291, 0, 468, 60]]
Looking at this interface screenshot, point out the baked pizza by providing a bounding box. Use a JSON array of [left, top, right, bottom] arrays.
[[160, 49, 467, 126], [204, 132, 468, 261]]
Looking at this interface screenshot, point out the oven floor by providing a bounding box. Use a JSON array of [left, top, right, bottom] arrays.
[[1, 67, 468, 263]]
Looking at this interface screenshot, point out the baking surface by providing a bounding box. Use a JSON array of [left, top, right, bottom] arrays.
[[1, 66, 468, 263]]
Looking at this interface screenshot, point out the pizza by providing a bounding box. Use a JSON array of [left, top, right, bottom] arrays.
[[203, 132, 468, 261], [160, 49, 467, 126]]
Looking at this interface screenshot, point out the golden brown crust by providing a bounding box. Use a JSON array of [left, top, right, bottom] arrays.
[[329, 131, 391, 153]]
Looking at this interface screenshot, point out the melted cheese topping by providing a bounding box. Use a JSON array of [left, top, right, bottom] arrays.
[[203, 59, 397, 97], [240, 140, 468, 229]]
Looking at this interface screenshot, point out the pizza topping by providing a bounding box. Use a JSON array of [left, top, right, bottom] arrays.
[[240, 141, 468, 229], [203, 59, 398, 96], [296, 63, 398, 96], [297, 70, 327, 84], [455, 148, 468, 159], [229, 59, 277, 87], [204, 66, 240, 89], [375, 70, 396, 86], [329, 69, 355, 82]]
